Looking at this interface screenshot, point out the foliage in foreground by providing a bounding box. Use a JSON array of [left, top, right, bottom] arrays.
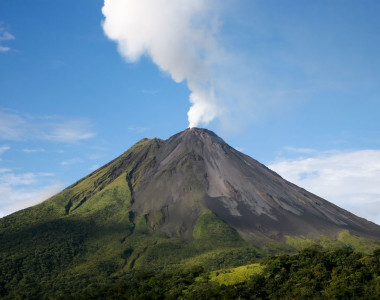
[[85, 246, 380, 300]]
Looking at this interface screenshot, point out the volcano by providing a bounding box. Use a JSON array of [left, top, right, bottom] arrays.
[[114, 127, 380, 242], [1, 128, 380, 297]]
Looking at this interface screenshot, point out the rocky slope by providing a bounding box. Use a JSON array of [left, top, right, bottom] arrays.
[[92, 127, 380, 243]]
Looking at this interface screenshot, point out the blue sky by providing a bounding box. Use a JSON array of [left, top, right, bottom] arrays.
[[1, 1, 380, 224]]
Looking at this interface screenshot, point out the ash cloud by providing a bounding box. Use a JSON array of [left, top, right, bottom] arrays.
[[102, 0, 231, 128]]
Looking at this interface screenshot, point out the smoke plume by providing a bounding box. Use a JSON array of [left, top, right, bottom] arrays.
[[102, 0, 225, 128]]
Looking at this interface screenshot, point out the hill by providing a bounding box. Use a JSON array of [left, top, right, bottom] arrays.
[[1, 128, 379, 298]]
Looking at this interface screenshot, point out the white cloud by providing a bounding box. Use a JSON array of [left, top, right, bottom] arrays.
[[0, 110, 95, 143], [60, 158, 83, 166], [1, 172, 38, 186], [0, 27, 15, 52], [0, 30, 14, 41], [44, 120, 95, 143], [22, 148, 45, 153], [0, 46, 10, 52], [0, 111, 26, 140], [0, 183, 62, 218], [0, 171, 62, 217], [0, 145, 10, 154], [268, 150, 380, 225]]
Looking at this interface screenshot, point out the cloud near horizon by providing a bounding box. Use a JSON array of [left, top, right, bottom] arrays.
[[0, 169, 63, 217], [102, 0, 238, 128], [268, 149, 380, 225], [0, 110, 95, 143]]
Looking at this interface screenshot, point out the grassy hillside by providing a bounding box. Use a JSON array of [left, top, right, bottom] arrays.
[[207, 263, 263, 285]]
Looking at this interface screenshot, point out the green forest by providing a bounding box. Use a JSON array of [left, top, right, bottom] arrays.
[[1, 246, 380, 299], [87, 247, 380, 299]]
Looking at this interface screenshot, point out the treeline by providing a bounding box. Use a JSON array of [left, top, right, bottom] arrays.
[[86, 246, 380, 299]]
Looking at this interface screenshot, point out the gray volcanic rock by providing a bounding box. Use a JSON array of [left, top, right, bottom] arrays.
[[124, 128, 380, 243]]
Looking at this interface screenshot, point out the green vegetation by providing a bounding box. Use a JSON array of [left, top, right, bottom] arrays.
[[193, 210, 245, 249], [337, 230, 380, 254], [80, 247, 380, 299], [286, 230, 380, 254], [286, 235, 317, 249], [0, 215, 262, 298], [2, 221, 379, 300], [208, 263, 263, 285]]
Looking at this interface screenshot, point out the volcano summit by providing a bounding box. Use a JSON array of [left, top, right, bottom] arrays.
[[1, 128, 380, 297]]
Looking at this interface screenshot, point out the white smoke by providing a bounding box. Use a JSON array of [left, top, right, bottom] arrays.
[[102, 0, 225, 128]]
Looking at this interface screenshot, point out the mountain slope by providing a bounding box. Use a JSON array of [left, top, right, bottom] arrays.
[[0, 128, 379, 298], [9, 127, 378, 242], [124, 128, 380, 243]]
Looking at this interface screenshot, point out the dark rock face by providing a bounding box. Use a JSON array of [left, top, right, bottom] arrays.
[[115, 128, 380, 243]]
